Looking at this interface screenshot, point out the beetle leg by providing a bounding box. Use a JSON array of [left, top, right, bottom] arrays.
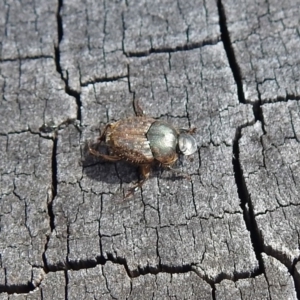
[[165, 165, 191, 180], [88, 143, 121, 161], [98, 124, 110, 142], [179, 128, 196, 135], [95, 153, 121, 162], [125, 164, 151, 198], [133, 98, 145, 116], [134, 164, 151, 189], [140, 164, 151, 181], [189, 127, 196, 134]]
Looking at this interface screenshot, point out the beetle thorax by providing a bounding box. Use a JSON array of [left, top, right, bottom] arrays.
[[146, 121, 178, 160]]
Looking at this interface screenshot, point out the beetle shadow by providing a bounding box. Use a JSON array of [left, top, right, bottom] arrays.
[[81, 141, 141, 185], [81, 141, 189, 188]]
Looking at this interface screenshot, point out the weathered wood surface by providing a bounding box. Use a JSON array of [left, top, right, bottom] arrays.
[[0, 0, 299, 298]]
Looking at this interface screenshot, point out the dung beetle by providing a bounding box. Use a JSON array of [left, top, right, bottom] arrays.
[[89, 99, 197, 196]]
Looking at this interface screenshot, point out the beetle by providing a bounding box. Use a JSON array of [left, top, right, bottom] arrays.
[[88, 99, 197, 196]]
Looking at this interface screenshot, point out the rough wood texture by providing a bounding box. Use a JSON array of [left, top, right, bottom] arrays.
[[223, 0, 300, 102], [0, 0, 299, 299]]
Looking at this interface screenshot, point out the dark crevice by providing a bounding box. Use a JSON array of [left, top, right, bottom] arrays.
[[66, 258, 98, 271], [46, 256, 104, 273], [160, 264, 192, 274], [54, 0, 63, 74], [193, 265, 262, 287], [285, 94, 300, 101], [212, 284, 216, 300], [217, 0, 245, 104], [0, 283, 34, 294], [61, 235, 105, 270], [263, 247, 300, 298], [127, 64, 132, 93], [263, 244, 298, 273], [57, 0, 63, 43], [66, 224, 70, 270], [106, 253, 139, 278], [49, 136, 57, 230], [252, 100, 264, 125], [1, 55, 53, 63], [54, 52, 82, 124], [125, 38, 220, 57], [97, 256, 107, 265], [104, 253, 263, 286], [64, 270, 68, 300], [121, 10, 126, 54], [65, 82, 82, 123], [0, 252, 268, 293], [127, 64, 139, 115], [256, 89, 300, 104], [98, 198, 104, 259], [292, 260, 300, 299], [106, 253, 193, 278], [54, 0, 82, 124], [232, 127, 265, 274], [254, 84, 266, 134], [218, 0, 267, 276], [209, 272, 232, 285], [80, 75, 128, 87], [42, 133, 57, 272], [54, 46, 62, 77]]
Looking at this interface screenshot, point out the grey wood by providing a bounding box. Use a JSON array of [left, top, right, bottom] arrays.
[[215, 253, 297, 299], [0, 58, 77, 134], [262, 254, 297, 300], [59, 0, 128, 92], [215, 277, 269, 300], [44, 43, 258, 284], [239, 101, 300, 273], [223, 0, 300, 102], [0, 0, 58, 59], [6, 264, 211, 299], [129, 271, 212, 299], [0, 0, 299, 299], [123, 0, 220, 53], [8, 273, 64, 299], [0, 133, 52, 289]]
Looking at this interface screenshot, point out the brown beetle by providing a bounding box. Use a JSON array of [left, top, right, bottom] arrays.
[[89, 99, 197, 196]]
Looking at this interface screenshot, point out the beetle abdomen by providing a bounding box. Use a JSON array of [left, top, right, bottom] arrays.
[[106, 116, 155, 164], [146, 121, 179, 165]]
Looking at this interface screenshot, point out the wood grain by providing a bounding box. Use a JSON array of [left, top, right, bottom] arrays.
[[0, 0, 299, 298]]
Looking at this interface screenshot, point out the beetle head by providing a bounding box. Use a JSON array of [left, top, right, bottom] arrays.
[[178, 133, 197, 155]]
